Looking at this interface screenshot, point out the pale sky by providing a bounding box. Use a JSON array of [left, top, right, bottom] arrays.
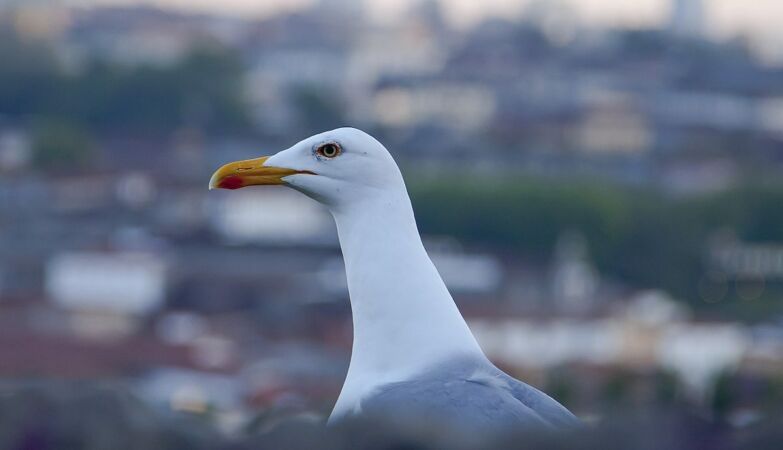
[[68, 0, 783, 50]]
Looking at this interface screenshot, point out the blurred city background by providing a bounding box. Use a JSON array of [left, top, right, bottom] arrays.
[[0, 0, 782, 448]]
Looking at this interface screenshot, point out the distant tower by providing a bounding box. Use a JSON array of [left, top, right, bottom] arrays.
[[669, 0, 705, 38], [550, 231, 598, 313]]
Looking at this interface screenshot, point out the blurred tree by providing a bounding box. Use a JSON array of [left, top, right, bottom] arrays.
[[762, 375, 783, 413], [0, 29, 252, 135], [410, 175, 783, 311], [31, 121, 94, 169], [289, 85, 346, 133], [710, 371, 738, 419], [544, 368, 578, 407], [705, 186, 783, 242], [601, 371, 634, 411], [61, 44, 252, 134], [653, 370, 681, 407], [0, 26, 62, 119]]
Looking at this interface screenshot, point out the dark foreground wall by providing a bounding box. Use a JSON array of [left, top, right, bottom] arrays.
[[1, 384, 780, 450]]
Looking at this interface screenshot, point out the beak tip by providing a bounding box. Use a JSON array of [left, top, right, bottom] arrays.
[[208, 173, 221, 190], [208, 155, 304, 191]]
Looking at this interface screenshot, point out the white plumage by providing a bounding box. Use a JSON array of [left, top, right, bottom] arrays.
[[210, 128, 579, 429]]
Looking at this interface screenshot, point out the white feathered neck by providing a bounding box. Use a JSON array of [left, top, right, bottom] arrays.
[[328, 185, 485, 421]]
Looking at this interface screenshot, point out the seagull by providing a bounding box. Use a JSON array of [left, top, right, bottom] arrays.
[[209, 128, 580, 430]]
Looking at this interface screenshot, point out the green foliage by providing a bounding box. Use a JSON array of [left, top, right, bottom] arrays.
[[288, 84, 346, 133], [31, 121, 94, 169], [544, 368, 578, 407], [711, 371, 738, 419], [601, 370, 633, 409], [652, 370, 680, 406], [409, 175, 783, 309], [762, 375, 783, 413], [0, 28, 61, 118], [699, 186, 783, 242], [411, 177, 629, 256], [0, 30, 251, 135]]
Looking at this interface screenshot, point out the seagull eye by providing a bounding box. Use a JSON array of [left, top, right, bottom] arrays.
[[316, 142, 341, 159]]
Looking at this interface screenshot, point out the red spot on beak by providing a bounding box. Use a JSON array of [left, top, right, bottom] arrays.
[[219, 175, 244, 190]]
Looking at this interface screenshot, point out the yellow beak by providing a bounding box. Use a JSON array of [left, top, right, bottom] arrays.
[[208, 156, 313, 190]]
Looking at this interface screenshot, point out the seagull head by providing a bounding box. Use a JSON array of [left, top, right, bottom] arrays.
[[209, 128, 404, 208]]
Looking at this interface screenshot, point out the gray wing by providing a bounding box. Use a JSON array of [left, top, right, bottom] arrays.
[[358, 357, 580, 431], [360, 376, 550, 430], [502, 372, 582, 429]]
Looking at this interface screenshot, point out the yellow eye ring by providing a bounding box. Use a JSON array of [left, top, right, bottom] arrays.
[[316, 142, 341, 159]]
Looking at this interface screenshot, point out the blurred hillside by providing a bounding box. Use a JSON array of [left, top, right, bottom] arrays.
[[0, 0, 782, 448]]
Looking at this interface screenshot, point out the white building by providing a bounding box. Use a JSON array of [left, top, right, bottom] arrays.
[[209, 189, 336, 246], [46, 251, 167, 315], [372, 84, 496, 132]]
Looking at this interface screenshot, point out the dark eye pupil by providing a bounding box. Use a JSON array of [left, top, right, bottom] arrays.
[[322, 144, 337, 157]]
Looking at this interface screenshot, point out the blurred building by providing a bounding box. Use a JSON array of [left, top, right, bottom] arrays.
[[45, 251, 167, 337], [0, 0, 781, 436], [669, 0, 706, 38]]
